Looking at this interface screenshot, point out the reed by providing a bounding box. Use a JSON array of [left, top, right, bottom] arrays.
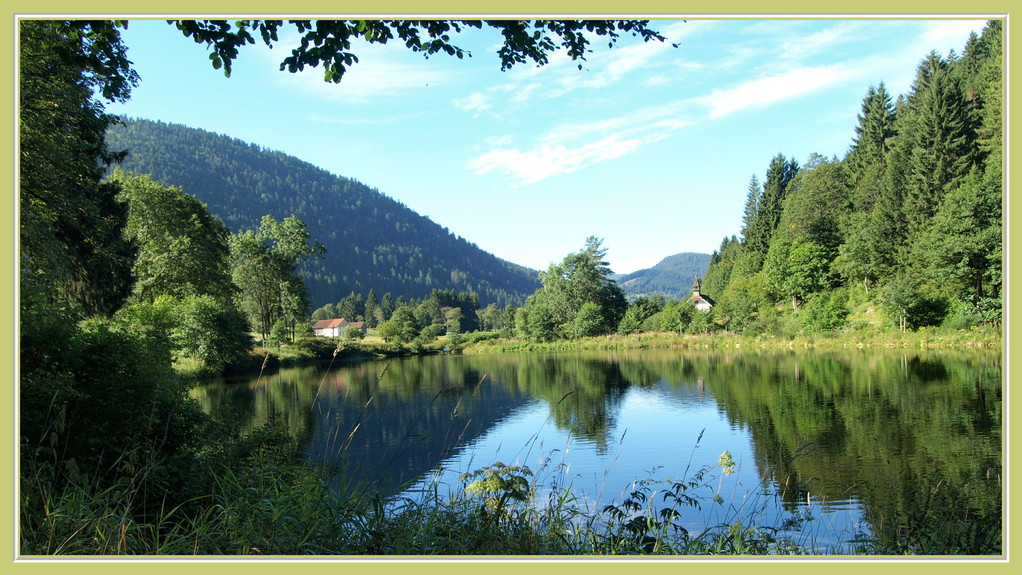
[[20, 428, 999, 556]]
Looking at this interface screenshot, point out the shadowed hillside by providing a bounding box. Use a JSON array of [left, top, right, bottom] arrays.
[[107, 118, 540, 307]]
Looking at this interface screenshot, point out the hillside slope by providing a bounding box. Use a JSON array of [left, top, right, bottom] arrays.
[[614, 252, 711, 299], [106, 118, 540, 307]]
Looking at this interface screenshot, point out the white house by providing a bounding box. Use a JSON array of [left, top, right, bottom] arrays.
[[312, 318, 346, 337], [690, 277, 716, 312]]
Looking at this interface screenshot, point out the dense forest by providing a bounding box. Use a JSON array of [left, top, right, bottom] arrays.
[[694, 21, 1003, 335], [106, 118, 541, 308]]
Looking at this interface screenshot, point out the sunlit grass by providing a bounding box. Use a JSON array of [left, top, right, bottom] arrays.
[[461, 325, 1002, 355]]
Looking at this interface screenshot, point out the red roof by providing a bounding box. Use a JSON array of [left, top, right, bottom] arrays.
[[313, 318, 345, 329]]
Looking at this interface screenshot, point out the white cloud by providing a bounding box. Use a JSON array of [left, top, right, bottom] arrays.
[[469, 134, 643, 185], [468, 106, 692, 185], [920, 19, 987, 47], [453, 91, 491, 113], [775, 21, 863, 62], [510, 82, 545, 102], [484, 134, 515, 147], [645, 75, 670, 87], [699, 64, 846, 119], [705, 20, 862, 78], [287, 61, 440, 101], [451, 21, 691, 113]]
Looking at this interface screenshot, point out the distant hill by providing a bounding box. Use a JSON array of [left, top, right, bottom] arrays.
[[613, 252, 712, 299], [106, 118, 541, 308]]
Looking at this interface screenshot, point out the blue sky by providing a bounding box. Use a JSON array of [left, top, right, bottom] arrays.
[[105, 17, 990, 274]]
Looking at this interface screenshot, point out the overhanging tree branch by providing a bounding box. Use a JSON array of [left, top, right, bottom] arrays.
[[169, 19, 673, 82]]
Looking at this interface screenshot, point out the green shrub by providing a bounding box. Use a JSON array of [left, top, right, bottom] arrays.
[[20, 296, 210, 532], [800, 288, 850, 332], [116, 294, 252, 373], [419, 323, 446, 340]]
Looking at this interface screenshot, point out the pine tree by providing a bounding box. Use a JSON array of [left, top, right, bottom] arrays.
[[904, 53, 978, 235], [745, 154, 798, 263], [740, 175, 761, 242], [364, 289, 379, 328], [846, 83, 896, 210]]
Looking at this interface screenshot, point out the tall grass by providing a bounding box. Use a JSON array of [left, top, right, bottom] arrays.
[[20, 427, 999, 556]]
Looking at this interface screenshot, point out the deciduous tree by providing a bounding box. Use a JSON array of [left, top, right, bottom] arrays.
[[522, 237, 627, 340], [112, 170, 235, 302], [231, 215, 324, 342], [20, 20, 139, 314], [171, 19, 670, 82]]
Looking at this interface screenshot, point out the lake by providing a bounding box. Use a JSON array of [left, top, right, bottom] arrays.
[[191, 348, 1002, 553]]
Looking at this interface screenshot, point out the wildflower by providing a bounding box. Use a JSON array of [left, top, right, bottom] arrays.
[[718, 451, 735, 476]]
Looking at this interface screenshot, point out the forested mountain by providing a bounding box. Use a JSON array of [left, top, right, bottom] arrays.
[[613, 252, 711, 299], [699, 21, 1003, 334], [106, 118, 540, 308]]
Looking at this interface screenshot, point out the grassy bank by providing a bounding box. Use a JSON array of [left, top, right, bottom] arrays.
[[185, 324, 1002, 379], [460, 325, 1003, 355], [203, 332, 503, 378], [193, 336, 435, 378]]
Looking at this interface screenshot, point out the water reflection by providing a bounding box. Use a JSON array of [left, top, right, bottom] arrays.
[[192, 348, 1001, 549]]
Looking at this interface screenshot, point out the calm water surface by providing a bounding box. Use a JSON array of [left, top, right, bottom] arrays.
[[192, 348, 1002, 550]]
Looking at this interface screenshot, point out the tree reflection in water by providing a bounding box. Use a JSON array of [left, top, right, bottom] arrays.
[[192, 349, 1001, 549]]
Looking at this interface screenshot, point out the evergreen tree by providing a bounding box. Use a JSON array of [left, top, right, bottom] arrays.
[[380, 292, 395, 322], [739, 175, 761, 242], [364, 289, 379, 328], [904, 61, 978, 234], [847, 85, 896, 178], [962, 21, 1002, 162], [845, 83, 896, 212], [744, 154, 799, 266], [913, 159, 1001, 309]]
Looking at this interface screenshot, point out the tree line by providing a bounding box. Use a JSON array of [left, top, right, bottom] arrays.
[[311, 236, 716, 345], [698, 20, 1002, 335]]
